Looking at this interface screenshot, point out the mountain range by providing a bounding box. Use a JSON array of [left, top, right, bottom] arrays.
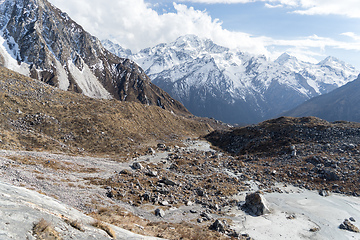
[[0, 0, 188, 115], [284, 74, 360, 122], [103, 35, 359, 124]]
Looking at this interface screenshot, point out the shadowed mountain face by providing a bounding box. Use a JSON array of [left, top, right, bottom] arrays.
[[0, 0, 188, 114], [284, 74, 360, 122]]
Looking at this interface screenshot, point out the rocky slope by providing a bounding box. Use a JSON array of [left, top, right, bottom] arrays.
[[284, 74, 360, 122], [206, 116, 360, 195], [0, 0, 188, 114], [103, 35, 359, 124], [0, 65, 212, 155]]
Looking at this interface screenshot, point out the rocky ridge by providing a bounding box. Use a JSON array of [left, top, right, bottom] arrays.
[[0, 0, 188, 114], [206, 116, 360, 196]]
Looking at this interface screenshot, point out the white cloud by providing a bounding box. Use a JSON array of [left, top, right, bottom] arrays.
[[179, 0, 360, 18], [47, 0, 360, 68], [48, 0, 270, 55], [341, 32, 360, 41], [265, 3, 284, 8]]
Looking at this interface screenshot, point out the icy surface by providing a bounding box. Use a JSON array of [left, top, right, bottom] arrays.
[[232, 185, 360, 240]]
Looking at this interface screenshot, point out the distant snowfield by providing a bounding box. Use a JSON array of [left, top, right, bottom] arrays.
[[0, 181, 160, 240], [232, 185, 360, 240]]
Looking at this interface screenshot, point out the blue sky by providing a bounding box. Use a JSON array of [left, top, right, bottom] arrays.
[[48, 0, 360, 68]]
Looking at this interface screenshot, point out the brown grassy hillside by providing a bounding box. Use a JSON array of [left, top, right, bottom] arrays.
[[0, 66, 212, 156]]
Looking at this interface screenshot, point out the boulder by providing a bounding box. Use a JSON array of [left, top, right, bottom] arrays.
[[323, 168, 340, 181], [132, 162, 143, 170], [209, 219, 225, 233], [339, 219, 360, 233], [155, 208, 165, 218], [243, 192, 270, 216], [319, 190, 330, 197], [146, 170, 158, 177]]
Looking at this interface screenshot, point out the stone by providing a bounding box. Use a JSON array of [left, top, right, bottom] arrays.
[[186, 200, 194, 206], [339, 219, 360, 233], [157, 143, 166, 150], [146, 170, 158, 177], [319, 190, 330, 197], [323, 168, 340, 181], [243, 192, 270, 216], [159, 178, 177, 186], [196, 188, 205, 197], [160, 201, 169, 206], [209, 219, 225, 233], [142, 193, 151, 201], [147, 147, 156, 155], [132, 162, 143, 170], [200, 212, 212, 221], [350, 217, 356, 222], [155, 208, 165, 218]]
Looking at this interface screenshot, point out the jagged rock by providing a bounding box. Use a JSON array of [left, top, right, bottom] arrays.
[[155, 208, 165, 218], [319, 190, 330, 197], [119, 169, 130, 175], [200, 212, 212, 221], [157, 144, 166, 150], [209, 219, 225, 233], [146, 170, 158, 177], [147, 148, 156, 155], [243, 192, 270, 216], [132, 162, 143, 170], [339, 219, 360, 233], [159, 178, 177, 186], [142, 193, 151, 201]]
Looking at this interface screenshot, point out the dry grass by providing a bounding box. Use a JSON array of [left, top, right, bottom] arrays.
[[0, 66, 212, 156], [32, 218, 61, 240], [89, 206, 229, 240], [64, 218, 85, 232], [91, 220, 116, 238]]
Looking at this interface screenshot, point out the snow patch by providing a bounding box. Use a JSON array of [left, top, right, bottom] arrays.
[[68, 59, 112, 99], [0, 31, 30, 76], [54, 58, 69, 91]]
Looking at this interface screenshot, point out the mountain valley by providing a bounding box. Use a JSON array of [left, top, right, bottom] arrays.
[[0, 0, 360, 240]]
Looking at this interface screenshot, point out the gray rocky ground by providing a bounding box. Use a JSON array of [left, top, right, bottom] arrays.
[[0, 139, 359, 239]]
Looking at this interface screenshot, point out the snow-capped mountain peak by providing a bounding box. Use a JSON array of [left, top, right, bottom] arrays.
[[103, 36, 359, 124]]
